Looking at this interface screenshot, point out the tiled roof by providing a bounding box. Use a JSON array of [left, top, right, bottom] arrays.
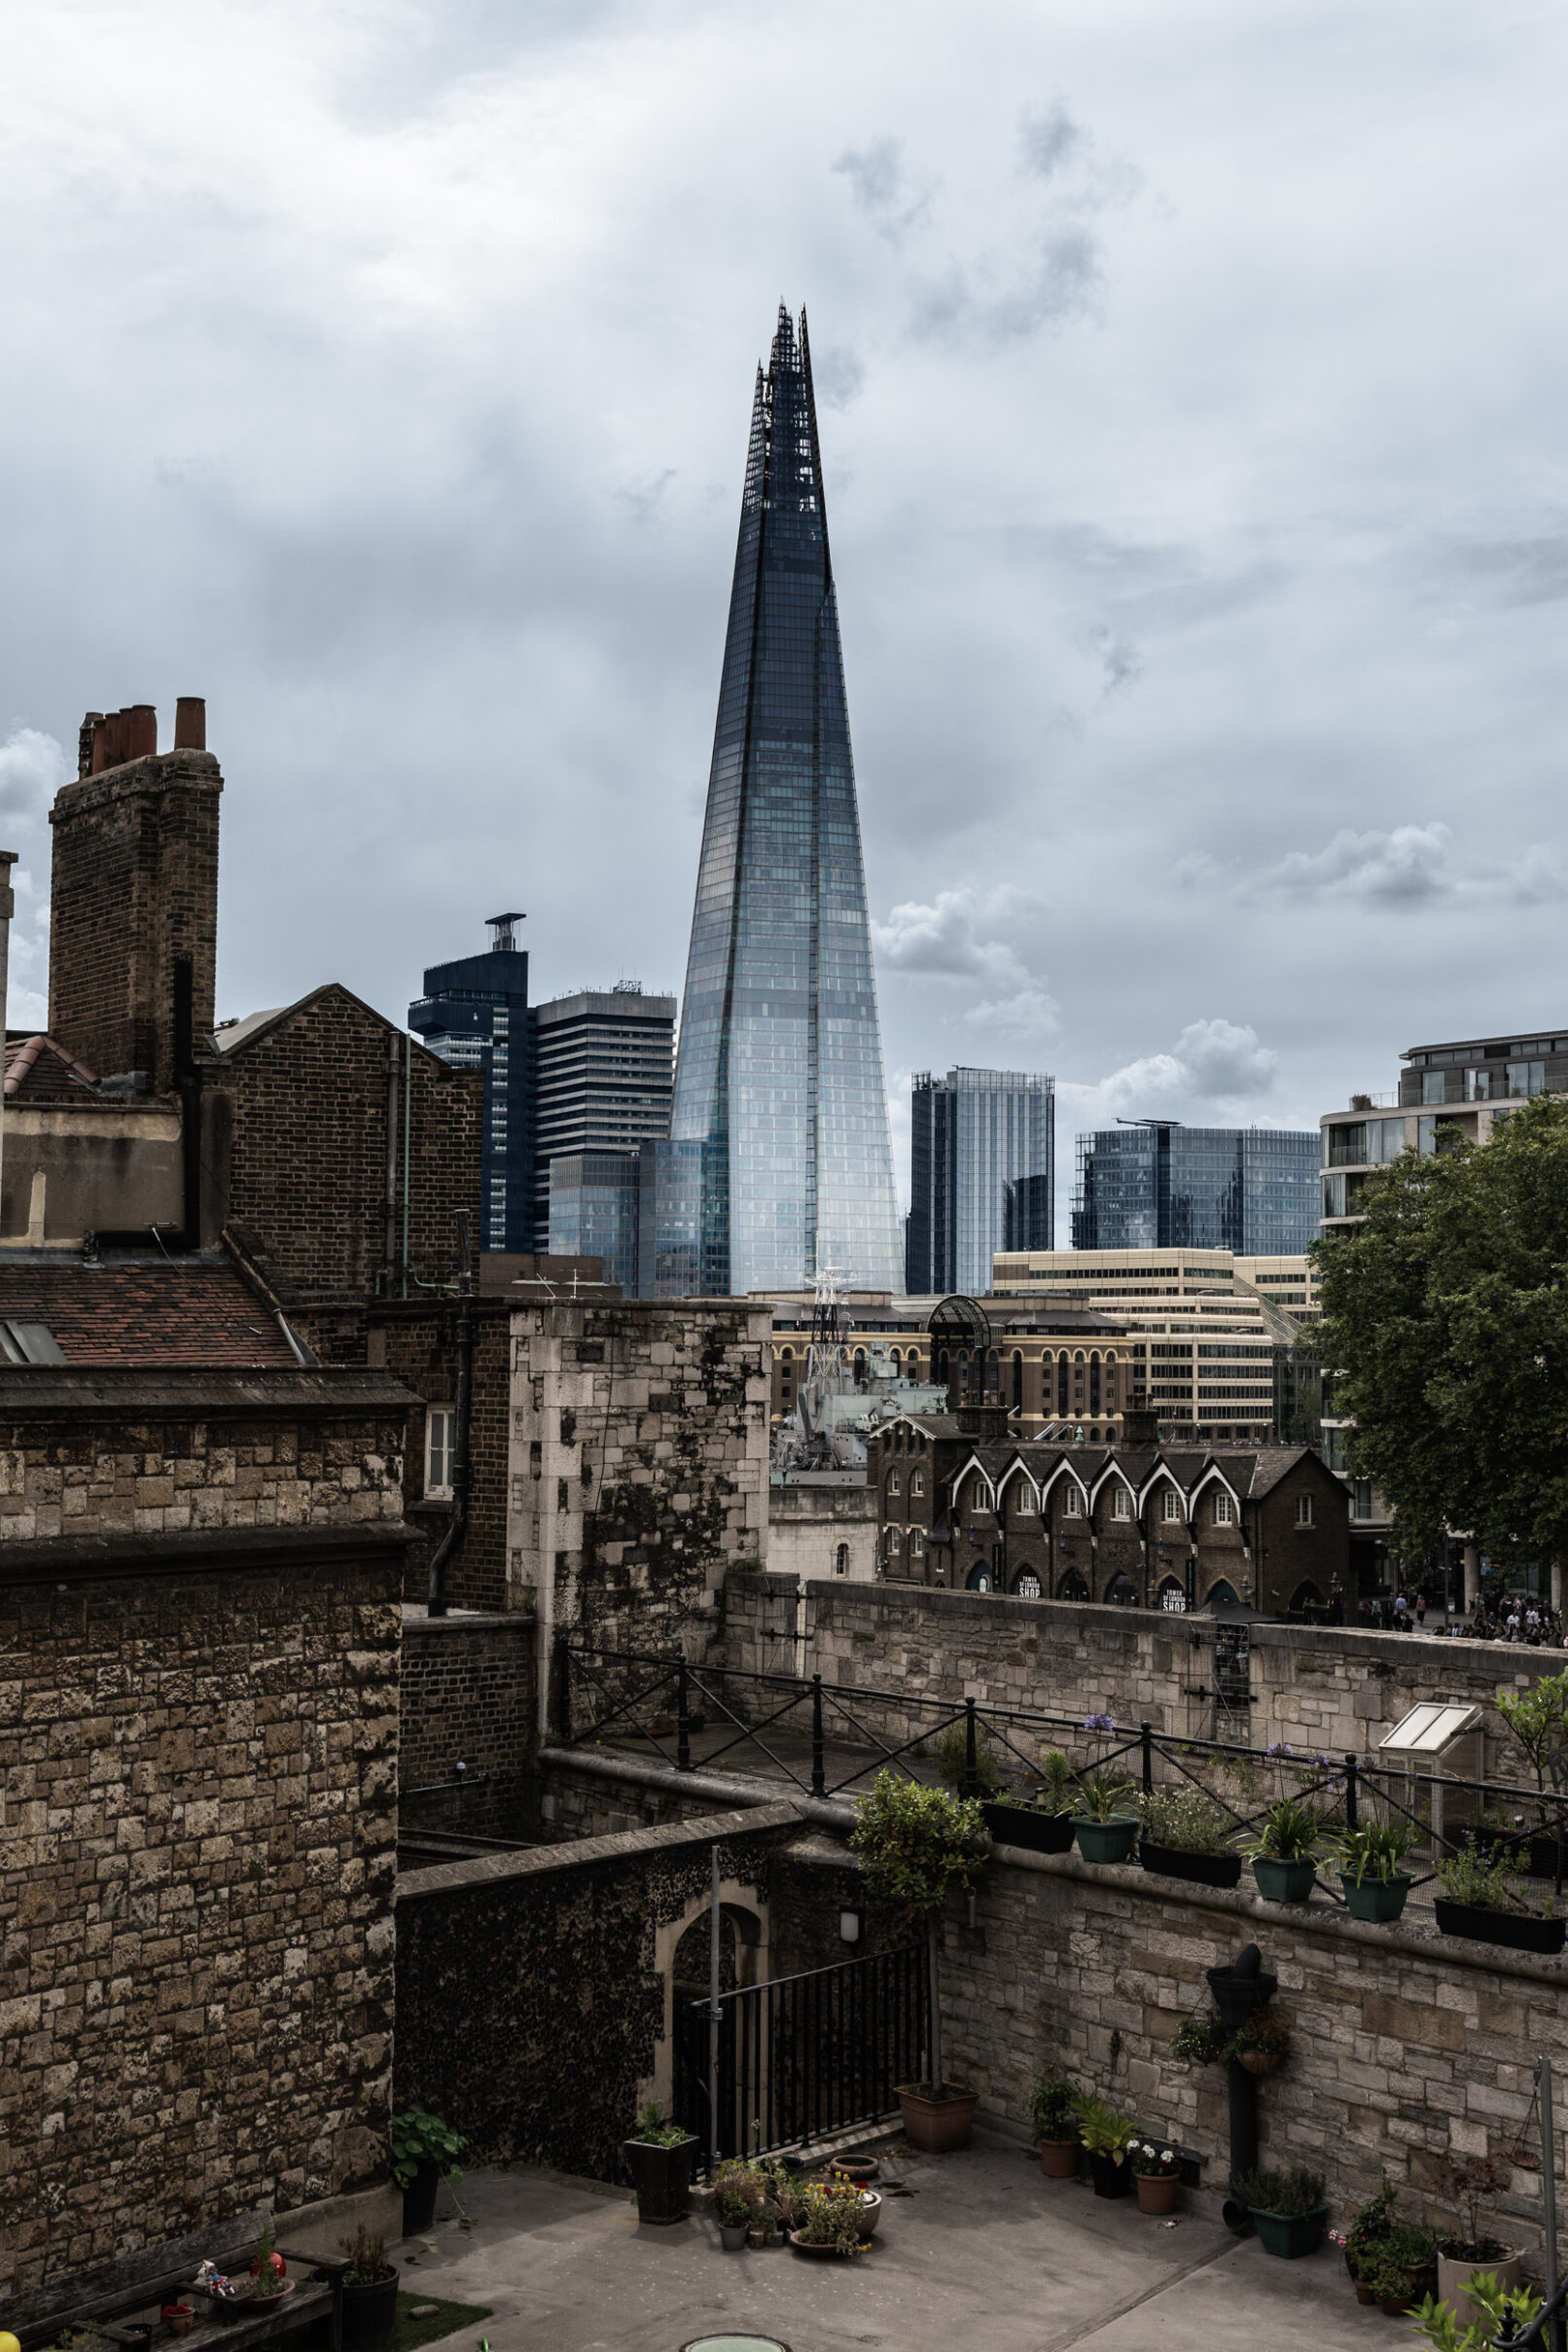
[[0, 1257, 302, 1367], [4, 1035, 101, 1100]]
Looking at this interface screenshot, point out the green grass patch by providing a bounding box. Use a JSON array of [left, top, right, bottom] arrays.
[[391, 2292, 494, 2352]]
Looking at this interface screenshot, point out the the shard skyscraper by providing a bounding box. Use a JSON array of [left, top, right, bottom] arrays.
[[670, 305, 903, 1297]]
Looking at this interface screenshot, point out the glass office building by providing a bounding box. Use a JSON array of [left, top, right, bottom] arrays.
[[547, 1151, 642, 1294], [1071, 1123, 1319, 1255], [906, 1067, 1055, 1295], [408, 913, 534, 1254], [670, 305, 902, 1297]]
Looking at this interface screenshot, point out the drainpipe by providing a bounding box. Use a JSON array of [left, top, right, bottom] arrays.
[[383, 1030, 401, 1298], [426, 1209, 473, 1619], [1208, 1941, 1277, 2226], [0, 851, 16, 1222]]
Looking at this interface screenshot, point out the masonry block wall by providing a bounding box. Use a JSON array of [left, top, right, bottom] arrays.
[[951, 1849, 1568, 2267], [400, 1615, 535, 1838], [719, 1573, 1557, 1773], [0, 1363, 412, 2304], [221, 989, 482, 1304], [507, 1299, 772, 1674], [48, 748, 222, 1091], [768, 1483, 877, 1584]]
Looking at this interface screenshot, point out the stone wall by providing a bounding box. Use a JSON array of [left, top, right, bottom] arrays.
[[951, 1846, 1567, 2266], [720, 1572, 1557, 1783], [508, 1299, 771, 1715], [0, 1532, 406, 2300], [768, 1481, 877, 1585], [393, 1804, 801, 2180], [400, 1611, 535, 1838]]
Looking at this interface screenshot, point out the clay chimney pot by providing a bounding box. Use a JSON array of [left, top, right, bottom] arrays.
[[173, 696, 206, 752]]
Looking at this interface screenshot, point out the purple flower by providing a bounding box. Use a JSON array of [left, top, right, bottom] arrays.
[[1084, 1711, 1116, 1733], [1265, 1741, 1294, 1759]]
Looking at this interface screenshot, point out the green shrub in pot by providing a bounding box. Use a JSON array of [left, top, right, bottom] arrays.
[[1234, 2163, 1327, 2260], [1138, 1786, 1232, 1853], [1027, 2071, 1079, 2143], [1239, 1796, 1325, 1903], [1334, 1817, 1419, 1920]]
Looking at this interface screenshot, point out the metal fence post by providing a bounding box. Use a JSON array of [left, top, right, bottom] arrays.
[[677, 1660, 692, 1772], [811, 1673, 826, 1797], [965, 1698, 980, 1799], [1141, 1721, 1154, 1797], [552, 1631, 570, 1742], [1344, 1753, 1359, 1833]]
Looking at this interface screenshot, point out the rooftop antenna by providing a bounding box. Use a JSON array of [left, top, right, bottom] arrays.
[[487, 910, 525, 952]]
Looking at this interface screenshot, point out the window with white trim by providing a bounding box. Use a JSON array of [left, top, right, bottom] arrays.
[[887, 1468, 901, 1495], [1296, 1494, 1314, 1527], [1113, 1487, 1130, 1520], [425, 1407, 455, 1499], [1161, 1489, 1183, 1522], [1065, 1487, 1082, 1517], [1213, 1490, 1234, 1526], [911, 1468, 925, 1496], [1015, 1485, 1035, 1515], [887, 1528, 902, 1555], [910, 1529, 925, 1557]]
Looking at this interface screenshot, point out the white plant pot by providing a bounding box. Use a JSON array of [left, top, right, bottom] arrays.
[[1437, 2249, 1523, 2316]]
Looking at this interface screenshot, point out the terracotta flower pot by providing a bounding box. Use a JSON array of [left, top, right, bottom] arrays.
[[1134, 2172, 1178, 2214], [1039, 2137, 1079, 2179], [897, 2085, 978, 2152], [1353, 2281, 1376, 2306]]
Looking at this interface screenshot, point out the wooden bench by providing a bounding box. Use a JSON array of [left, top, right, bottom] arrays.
[[10, 2208, 347, 2352]]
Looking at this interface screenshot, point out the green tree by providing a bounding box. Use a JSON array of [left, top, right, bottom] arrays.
[[1313, 1095, 1568, 1569]]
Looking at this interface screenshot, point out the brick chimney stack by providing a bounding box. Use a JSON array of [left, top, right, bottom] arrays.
[[49, 699, 222, 1093]]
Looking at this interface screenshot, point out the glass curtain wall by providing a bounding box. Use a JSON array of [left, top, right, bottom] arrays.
[[671, 306, 902, 1296], [1074, 1124, 1319, 1253]]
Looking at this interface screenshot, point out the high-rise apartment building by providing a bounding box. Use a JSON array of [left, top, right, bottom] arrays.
[[670, 305, 902, 1297], [408, 914, 534, 1253], [906, 1067, 1054, 1296], [533, 984, 676, 1240], [1071, 1123, 1319, 1256]]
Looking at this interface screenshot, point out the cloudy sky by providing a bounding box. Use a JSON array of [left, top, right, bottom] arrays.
[[2, 0, 1564, 1234]]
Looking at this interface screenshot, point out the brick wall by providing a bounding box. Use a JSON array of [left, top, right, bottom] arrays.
[[220, 988, 482, 1306], [400, 1613, 535, 1838], [48, 751, 222, 1092], [719, 1572, 1558, 1779]]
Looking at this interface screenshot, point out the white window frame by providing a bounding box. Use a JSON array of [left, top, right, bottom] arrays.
[[887, 1527, 903, 1556], [887, 1468, 901, 1496], [1296, 1494, 1314, 1527], [1214, 1491, 1234, 1526], [1113, 1487, 1131, 1521], [425, 1406, 455, 1499], [1016, 1485, 1036, 1515], [911, 1468, 925, 1496], [1161, 1489, 1183, 1522], [1065, 1488, 1083, 1517]]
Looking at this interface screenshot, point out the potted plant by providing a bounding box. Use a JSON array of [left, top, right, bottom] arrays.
[[1169, 2015, 1225, 2067], [851, 1769, 989, 2152], [1410, 2273, 1544, 2349], [1028, 2071, 1080, 2178], [1137, 1786, 1243, 1887], [1339, 2174, 1400, 2297], [713, 2159, 765, 2251], [789, 2183, 866, 2259], [1435, 1836, 1567, 1953], [207, 2220, 295, 2317], [1074, 2093, 1138, 2199], [391, 2107, 468, 2236], [1334, 1817, 1420, 1922], [1220, 2006, 1290, 2077], [1233, 2164, 1327, 2259], [1071, 1770, 1139, 1866], [338, 2227, 399, 2350], [1364, 2249, 1415, 2316], [1434, 2155, 1525, 2313], [1390, 2221, 1438, 2307], [623, 2099, 700, 2226], [981, 1750, 1078, 1855], [1240, 1796, 1323, 1904], [1127, 2138, 1180, 2215]]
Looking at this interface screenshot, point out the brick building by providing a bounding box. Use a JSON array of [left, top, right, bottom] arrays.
[[870, 1407, 1349, 1616]]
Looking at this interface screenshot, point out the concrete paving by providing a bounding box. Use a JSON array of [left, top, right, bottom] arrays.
[[394, 2130, 1377, 2352]]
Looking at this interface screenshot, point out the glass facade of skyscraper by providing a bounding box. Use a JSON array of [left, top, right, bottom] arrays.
[[1071, 1123, 1319, 1255], [906, 1067, 1054, 1295], [671, 306, 902, 1297]]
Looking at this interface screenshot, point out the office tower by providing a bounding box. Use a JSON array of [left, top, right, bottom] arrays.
[[1071, 1123, 1320, 1256], [546, 1151, 642, 1293], [532, 985, 676, 1244], [670, 304, 902, 1297], [409, 913, 534, 1253], [906, 1067, 1055, 1296]]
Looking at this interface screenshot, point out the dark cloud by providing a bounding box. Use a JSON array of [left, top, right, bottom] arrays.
[[1019, 100, 1083, 181]]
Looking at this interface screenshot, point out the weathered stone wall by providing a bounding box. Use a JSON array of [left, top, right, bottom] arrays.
[[507, 1299, 771, 1703], [0, 1539, 405, 2301], [400, 1611, 535, 1838], [768, 1482, 877, 1585], [721, 1572, 1556, 1782], [393, 1805, 801, 2180], [952, 1848, 1567, 2265]]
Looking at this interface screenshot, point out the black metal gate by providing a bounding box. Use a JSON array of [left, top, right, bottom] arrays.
[[673, 1943, 926, 2166]]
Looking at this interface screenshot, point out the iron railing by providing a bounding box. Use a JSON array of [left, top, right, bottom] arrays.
[[673, 1942, 926, 2167], [555, 1638, 1568, 1902]]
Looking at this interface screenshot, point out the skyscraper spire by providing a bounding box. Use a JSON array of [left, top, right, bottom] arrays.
[[670, 307, 902, 1296]]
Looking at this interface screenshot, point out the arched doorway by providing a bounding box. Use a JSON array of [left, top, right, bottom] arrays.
[[966, 1561, 993, 1591], [1057, 1568, 1089, 1601], [1013, 1568, 1043, 1599], [1158, 1577, 1188, 1613], [1104, 1573, 1138, 1607], [1290, 1580, 1326, 1617]]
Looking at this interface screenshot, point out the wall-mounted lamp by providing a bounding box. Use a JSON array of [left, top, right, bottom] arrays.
[[454, 1760, 468, 1782], [839, 1910, 861, 1944]]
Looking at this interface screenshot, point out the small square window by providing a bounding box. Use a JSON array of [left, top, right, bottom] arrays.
[[425, 1406, 455, 1499]]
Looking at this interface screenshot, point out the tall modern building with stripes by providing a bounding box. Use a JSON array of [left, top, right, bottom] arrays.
[[669, 304, 902, 1297]]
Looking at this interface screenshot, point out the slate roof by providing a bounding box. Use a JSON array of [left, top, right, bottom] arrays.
[[3, 1034, 102, 1100], [943, 1436, 1313, 1499], [0, 1256, 303, 1367]]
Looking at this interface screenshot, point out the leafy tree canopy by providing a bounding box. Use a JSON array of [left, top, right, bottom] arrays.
[[1313, 1095, 1568, 1566], [849, 1769, 989, 1912]]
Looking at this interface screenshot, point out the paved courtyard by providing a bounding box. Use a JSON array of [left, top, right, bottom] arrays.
[[396, 2128, 1383, 2352]]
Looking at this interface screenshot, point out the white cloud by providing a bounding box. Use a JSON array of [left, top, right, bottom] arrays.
[[1061, 1017, 1279, 1126], [0, 729, 68, 825], [873, 885, 1042, 986], [1260, 822, 1568, 908]]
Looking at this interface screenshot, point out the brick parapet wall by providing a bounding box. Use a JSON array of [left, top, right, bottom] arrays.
[[719, 1572, 1555, 1774], [400, 1612, 535, 1837]]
